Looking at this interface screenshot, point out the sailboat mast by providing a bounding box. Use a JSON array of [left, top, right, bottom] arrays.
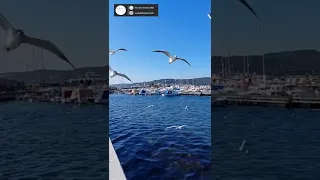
[[221, 54, 224, 79], [41, 48, 44, 70], [260, 21, 266, 83], [247, 56, 250, 74], [243, 56, 246, 74]]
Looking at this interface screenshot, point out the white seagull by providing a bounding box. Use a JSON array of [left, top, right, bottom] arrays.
[[207, 13, 211, 19], [109, 48, 127, 55], [0, 12, 76, 69], [165, 125, 187, 129], [175, 125, 186, 129], [109, 66, 133, 83], [151, 50, 191, 67]]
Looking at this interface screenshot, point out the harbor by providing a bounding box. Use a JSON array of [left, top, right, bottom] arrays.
[[212, 73, 320, 109], [2, 72, 320, 110], [0, 72, 212, 105]]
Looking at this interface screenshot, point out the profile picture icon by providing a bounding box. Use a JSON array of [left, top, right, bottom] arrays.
[[129, 11, 134, 16], [129, 6, 134, 10], [115, 5, 126, 16]]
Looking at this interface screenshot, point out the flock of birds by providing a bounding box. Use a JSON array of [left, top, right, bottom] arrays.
[[109, 0, 259, 84], [108, 48, 192, 84]]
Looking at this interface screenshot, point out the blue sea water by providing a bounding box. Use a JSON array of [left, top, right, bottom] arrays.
[[1, 101, 108, 179], [109, 94, 211, 180], [212, 107, 320, 180]]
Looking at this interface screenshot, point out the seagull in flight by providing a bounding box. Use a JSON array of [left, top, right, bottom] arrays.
[[175, 125, 186, 129], [0, 12, 76, 69], [151, 50, 191, 67], [165, 125, 187, 129], [207, 13, 211, 19], [109, 48, 127, 55], [109, 66, 133, 83], [237, 0, 259, 19]]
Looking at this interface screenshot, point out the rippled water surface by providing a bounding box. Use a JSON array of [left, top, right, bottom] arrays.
[[109, 94, 211, 180], [212, 107, 320, 180], [1, 101, 108, 179]]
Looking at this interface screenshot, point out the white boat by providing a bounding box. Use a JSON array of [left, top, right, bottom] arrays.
[[162, 89, 181, 97], [150, 89, 162, 95], [109, 138, 127, 180]]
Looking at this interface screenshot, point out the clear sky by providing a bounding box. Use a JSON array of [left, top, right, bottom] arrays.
[[212, 0, 320, 56], [109, 0, 211, 84], [0, 0, 108, 73]]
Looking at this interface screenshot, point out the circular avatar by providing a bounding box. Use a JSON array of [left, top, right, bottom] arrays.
[[129, 11, 134, 16], [115, 5, 126, 16], [129, 6, 134, 10]]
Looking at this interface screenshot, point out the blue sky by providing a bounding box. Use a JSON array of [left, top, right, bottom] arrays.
[[109, 0, 211, 84]]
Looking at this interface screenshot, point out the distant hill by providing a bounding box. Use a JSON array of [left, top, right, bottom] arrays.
[[0, 66, 110, 83], [212, 49, 320, 75], [0, 65, 210, 87]]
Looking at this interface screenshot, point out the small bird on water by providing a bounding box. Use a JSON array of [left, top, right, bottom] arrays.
[[0, 12, 76, 69], [147, 105, 154, 108], [151, 50, 191, 67]]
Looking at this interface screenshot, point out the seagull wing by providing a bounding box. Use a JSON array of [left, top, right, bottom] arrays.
[[117, 72, 133, 83], [207, 13, 211, 19], [108, 65, 114, 72], [115, 48, 127, 52], [0, 12, 16, 31], [21, 36, 76, 69], [108, 66, 116, 77], [237, 0, 259, 19], [166, 126, 177, 129], [152, 50, 172, 58], [176, 58, 191, 67]]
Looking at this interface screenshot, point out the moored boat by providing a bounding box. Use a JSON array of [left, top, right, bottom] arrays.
[[162, 89, 181, 97]]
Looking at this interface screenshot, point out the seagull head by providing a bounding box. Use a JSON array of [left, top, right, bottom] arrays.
[[174, 55, 177, 58]]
